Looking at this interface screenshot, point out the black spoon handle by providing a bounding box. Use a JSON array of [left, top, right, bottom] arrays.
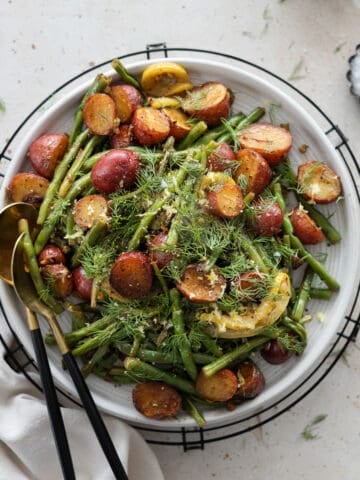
[[62, 352, 128, 480], [30, 323, 76, 480]]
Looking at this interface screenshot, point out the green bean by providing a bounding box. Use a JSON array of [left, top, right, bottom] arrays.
[[112, 59, 143, 93], [289, 235, 340, 291], [291, 267, 314, 321], [182, 396, 206, 428], [216, 106, 266, 144], [18, 219, 63, 314], [281, 316, 307, 344], [177, 121, 208, 150], [37, 129, 90, 225], [202, 336, 269, 377], [34, 202, 69, 255], [59, 135, 102, 197], [239, 234, 269, 272], [193, 112, 246, 146], [151, 261, 169, 299], [45, 317, 114, 346], [170, 289, 198, 380], [309, 288, 332, 300], [82, 344, 109, 377], [64, 171, 92, 202], [272, 182, 293, 235], [127, 162, 189, 251], [124, 357, 197, 395], [113, 342, 215, 365]]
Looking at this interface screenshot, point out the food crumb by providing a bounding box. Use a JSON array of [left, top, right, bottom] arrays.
[[31, 44, 36, 50], [298, 144, 308, 154], [89, 61, 95, 66]]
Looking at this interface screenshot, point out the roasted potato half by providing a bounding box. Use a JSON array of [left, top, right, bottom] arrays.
[[132, 382, 182, 419], [7, 172, 49, 208]]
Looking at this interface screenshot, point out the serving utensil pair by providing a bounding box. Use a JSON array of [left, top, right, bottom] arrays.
[[0, 202, 128, 480]]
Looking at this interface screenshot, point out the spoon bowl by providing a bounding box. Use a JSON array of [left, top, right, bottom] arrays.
[[0, 202, 37, 284]]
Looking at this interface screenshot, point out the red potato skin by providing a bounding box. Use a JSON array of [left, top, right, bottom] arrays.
[[290, 207, 325, 244], [196, 369, 238, 402], [182, 82, 231, 127], [261, 339, 293, 364], [7, 172, 49, 207], [73, 266, 93, 301], [28, 133, 68, 179], [238, 123, 292, 166], [176, 264, 226, 303], [132, 107, 170, 146], [83, 93, 117, 136], [109, 251, 153, 299], [235, 360, 265, 399], [90, 149, 140, 193], [207, 183, 244, 218], [252, 200, 284, 236], [148, 232, 174, 269], [132, 382, 182, 419], [38, 245, 66, 266], [109, 85, 142, 123], [207, 142, 236, 172], [109, 125, 135, 149], [234, 149, 272, 195]]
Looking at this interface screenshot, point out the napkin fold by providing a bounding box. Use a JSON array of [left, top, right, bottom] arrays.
[[0, 341, 164, 480]]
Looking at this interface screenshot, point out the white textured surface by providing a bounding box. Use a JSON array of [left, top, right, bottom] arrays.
[[1, 1, 360, 478]]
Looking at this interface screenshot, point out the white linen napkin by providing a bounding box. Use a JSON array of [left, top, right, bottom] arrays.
[[0, 340, 164, 480]]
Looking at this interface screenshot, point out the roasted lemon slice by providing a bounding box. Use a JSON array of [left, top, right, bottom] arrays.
[[199, 271, 291, 338], [141, 62, 193, 97]]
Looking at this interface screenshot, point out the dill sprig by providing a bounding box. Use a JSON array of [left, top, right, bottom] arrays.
[[45, 196, 71, 230], [97, 295, 170, 340], [301, 414, 328, 440], [219, 118, 240, 150], [288, 57, 306, 82], [79, 242, 116, 280], [268, 102, 282, 124]]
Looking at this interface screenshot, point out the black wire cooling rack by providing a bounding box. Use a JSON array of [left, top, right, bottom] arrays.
[[1, 44, 359, 450]]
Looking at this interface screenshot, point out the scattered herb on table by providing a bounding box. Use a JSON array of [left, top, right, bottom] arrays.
[[301, 414, 328, 440]]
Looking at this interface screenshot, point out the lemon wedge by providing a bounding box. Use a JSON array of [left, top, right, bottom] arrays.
[[141, 62, 193, 97]]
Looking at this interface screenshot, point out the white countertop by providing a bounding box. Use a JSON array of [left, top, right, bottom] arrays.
[[1, 1, 360, 478]]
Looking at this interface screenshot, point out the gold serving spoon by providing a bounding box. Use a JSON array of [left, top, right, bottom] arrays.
[[0, 202, 76, 479], [12, 217, 127, 479]]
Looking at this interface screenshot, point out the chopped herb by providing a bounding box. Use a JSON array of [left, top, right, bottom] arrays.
[[301, 414, 327, 440], [298, 144, 308, 154], [269, 103, 282, 124], [261, 5, 272, 35], [242, 31, 255, 38], [334, 42, 346, 54], [263, 5, 272, 20], [0, 98, 5, 113], [288, 58, 306, 82]]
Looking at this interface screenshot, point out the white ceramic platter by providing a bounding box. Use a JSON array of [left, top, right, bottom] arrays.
[[1, 58, 359, 429]]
